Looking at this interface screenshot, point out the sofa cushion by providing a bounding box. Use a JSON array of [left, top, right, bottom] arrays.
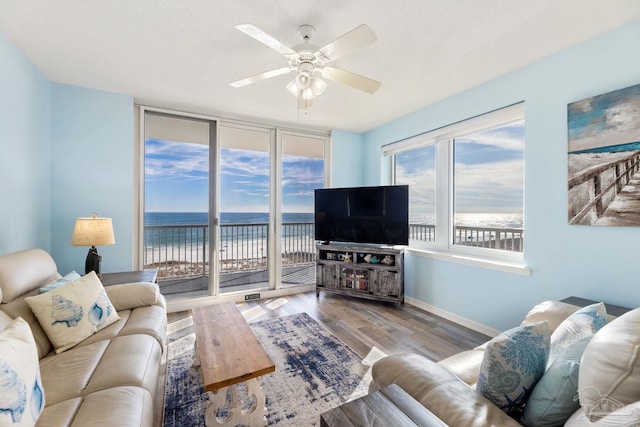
[[565, 402, 640, 427], [437, 349, 485, 386], [39, 334, 161, 406], [38, 271, 81, 294], [522, 335, 592, 427], [521, 300, 581, 333], [372, 353, 522, 427], [0, 309, 12, 332], [25, 272, 120, 353], [477, 321, 550, 416], [0, 298, 53, 359], [0, 317, 45, 427], [548, 302, 606, 365], [36, 387, 153, 427], [578, 307, 640, 422], [0, 249, 59, 303]]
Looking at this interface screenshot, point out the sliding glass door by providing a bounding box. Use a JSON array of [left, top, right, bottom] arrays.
[[142, 111, 214, 300], [218, 123, 274, 294], [141, 109, 329, 301], [280, 131, 326, 288]]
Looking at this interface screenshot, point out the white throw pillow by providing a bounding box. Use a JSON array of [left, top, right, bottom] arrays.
[[0, 317, 45, 427], [25, 271, 120, 353], [548, 302, 606, 365]]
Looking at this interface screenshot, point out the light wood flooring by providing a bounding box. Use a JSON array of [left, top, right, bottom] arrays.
[[155, 291, 491, 426]]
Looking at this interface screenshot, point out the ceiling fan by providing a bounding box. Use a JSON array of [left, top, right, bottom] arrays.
[[230, 23, 381, 107]]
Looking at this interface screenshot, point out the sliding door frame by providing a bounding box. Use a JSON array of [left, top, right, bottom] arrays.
[[135, 105, 331, 312]]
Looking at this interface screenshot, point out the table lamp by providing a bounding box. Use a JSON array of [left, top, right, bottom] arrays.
[[71, 213, 115, 275]]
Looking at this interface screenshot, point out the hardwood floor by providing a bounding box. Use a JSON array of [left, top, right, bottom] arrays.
[[156, 291, 491, 426]]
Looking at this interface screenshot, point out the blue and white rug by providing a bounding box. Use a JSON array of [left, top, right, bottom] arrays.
[[163, 312, 374, 426]]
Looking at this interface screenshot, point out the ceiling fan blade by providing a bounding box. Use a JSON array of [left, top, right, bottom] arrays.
[[318, 24, 377, 62], [230, 67, 293, 88], [322, 67, 381, 94], [235, 24, 297, 57]]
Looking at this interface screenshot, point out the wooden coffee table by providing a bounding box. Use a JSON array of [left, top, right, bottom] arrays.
[[320, 384, 447, 427], [191, 302, 275, 427]]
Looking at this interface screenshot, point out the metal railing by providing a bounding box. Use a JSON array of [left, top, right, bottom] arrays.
[[410, 224, 523, 251], [144, 222, 523, 279], [144, 222, 316, 279]]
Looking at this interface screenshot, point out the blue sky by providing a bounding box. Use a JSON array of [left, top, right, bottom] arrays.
[[568, 83, 640, 142], [145, 139, 323, 213], [146, 120, 521, 215], [395, 120, 524, 215]]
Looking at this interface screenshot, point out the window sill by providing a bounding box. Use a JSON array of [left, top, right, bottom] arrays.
[[405, 247, 531, 276]]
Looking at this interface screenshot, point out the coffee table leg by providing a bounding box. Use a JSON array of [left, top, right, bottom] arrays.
[[204, 379, 267, 427]]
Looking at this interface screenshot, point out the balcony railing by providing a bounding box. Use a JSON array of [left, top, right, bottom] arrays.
[[144, 222, 523, 279], [144, 222, 316, 279], [410, 224, 523, 251]]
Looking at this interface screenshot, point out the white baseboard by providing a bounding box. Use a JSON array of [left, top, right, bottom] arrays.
[[405, 296, 501, 338]]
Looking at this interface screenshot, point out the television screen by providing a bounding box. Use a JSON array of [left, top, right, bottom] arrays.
[[314, 185, 409, 245]]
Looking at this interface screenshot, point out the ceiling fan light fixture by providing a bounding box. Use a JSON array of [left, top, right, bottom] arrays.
[[287, 75, 327, 100], [309, 77, 327, 96], [295, 71, 311, 89], [286, 79, 300, 97]]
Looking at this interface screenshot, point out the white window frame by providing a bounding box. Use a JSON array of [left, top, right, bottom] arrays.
[[384, 103, 530, 275]]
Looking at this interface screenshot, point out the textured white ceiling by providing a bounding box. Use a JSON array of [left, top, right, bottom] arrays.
[[2, 1, 639, 132]]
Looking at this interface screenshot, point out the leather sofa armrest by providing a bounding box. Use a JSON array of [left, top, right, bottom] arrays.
[[372, 353, 521, 427], [105, 282, 161, 311]]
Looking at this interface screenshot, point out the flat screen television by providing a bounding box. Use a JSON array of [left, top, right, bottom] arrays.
[[314, 185, 409, 245]]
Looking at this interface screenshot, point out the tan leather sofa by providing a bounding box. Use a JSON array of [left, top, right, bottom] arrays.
[[371, 299, 640, 426], [0, 248, 167, 427]]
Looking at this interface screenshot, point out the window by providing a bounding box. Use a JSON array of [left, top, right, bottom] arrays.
[[386, 103, 524, 262]]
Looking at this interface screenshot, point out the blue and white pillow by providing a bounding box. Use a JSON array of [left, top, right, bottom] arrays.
[[25, 271, 119, 353], [548, 302, 606, 365], [477, 321, 550, 416], [38, 271, 81, 294], [0, 317, 45, 427]]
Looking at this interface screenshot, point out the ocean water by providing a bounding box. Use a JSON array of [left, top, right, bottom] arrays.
[[144, 212, 313, 226], [145, 212, 523, 229], [143, 212, 315, 250], [143, 212, 522, 261], [411, 212, 523, 229]]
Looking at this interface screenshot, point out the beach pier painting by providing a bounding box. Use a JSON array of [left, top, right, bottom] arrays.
[[568, 83, 640, 226]]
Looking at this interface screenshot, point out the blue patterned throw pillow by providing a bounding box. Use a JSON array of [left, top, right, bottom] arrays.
[[548, 302, 606, 366], [0, 317, 45, 427], [38, 271, 81, 294], [477, 321, 550, 416]]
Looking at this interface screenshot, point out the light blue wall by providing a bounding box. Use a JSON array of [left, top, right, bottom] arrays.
[[50, 84, 134, 274], [0, 32, 52, 254], [362, 20, 640, 330], [330, 130, 365, 187]]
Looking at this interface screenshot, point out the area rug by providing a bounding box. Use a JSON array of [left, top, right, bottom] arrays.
[[163, 312, 373, 426]]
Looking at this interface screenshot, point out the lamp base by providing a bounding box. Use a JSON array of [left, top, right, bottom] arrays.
[[85, 246, 102, 275]]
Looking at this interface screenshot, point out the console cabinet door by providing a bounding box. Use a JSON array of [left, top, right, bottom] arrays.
[[316, 263, 339, 289], [374, 270, 400, 297]]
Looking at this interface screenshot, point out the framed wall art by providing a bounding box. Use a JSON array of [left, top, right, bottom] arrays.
[[568, 83, 640, 226]]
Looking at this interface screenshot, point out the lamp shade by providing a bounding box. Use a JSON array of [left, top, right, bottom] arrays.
[[71, 216, 115, 246]]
